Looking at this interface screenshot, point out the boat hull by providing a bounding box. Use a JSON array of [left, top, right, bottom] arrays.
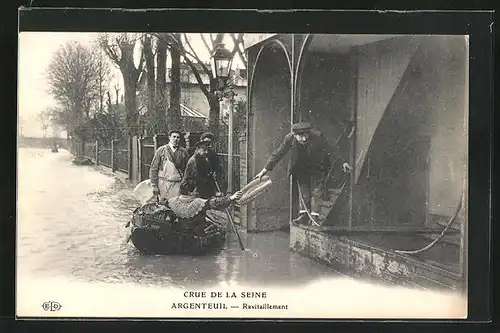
[[128, 203, 227, 255], [129, 224, 226, 255]]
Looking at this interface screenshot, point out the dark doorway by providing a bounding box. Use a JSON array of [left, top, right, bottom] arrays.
[[250, 44, 292, 231]]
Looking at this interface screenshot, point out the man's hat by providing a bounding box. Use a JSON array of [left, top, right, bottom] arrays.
[[292, 122, 312, 134], [200, 132, 215, 142], [194, 140, 211, 148]]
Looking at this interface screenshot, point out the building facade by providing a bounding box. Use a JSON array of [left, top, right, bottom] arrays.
[[242, 34, 468, 290]]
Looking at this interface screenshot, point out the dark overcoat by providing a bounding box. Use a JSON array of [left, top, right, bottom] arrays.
[[264, 130, 344, 177], [181, 155, 218, 199]]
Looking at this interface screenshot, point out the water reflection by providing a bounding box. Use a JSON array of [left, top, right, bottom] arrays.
[[18, 148, 340, 288]]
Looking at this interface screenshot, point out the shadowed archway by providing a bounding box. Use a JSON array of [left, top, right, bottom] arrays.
[[248, 41, 292, 231]]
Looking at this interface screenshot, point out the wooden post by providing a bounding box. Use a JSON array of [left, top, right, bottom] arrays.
[[95, 140, 99, 165], [111, 139, 116, 172], [153, 135, 158, 151], [138, 136, 143, 181], [227, 91, 235, 194], [127, 135, 132, 179], [184, 132, 191, 151]]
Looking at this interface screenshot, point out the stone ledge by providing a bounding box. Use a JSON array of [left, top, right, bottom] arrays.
[[290, 224, 464, 291]]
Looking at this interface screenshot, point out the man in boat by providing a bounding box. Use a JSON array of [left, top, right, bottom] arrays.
[[149, 130, 190, 201], [255, 122, 352, 225], [181, 139, 220, 200], [168, 179, 243, 236], [199, 132, 223, 190]]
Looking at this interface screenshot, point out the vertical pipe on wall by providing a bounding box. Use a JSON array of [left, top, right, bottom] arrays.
[[289, 34, 295, 226], [348, 48, 359, 231]]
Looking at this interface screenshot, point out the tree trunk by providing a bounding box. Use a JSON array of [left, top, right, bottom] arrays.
[[155, 34, 168, 133], [168, 34, 182, 132], [119, 42, 140, 136], [144, 36, 156, 116], [123, 79, 138, 135]]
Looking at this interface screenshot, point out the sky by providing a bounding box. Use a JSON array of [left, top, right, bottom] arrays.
[[18, 32, 246, 138]]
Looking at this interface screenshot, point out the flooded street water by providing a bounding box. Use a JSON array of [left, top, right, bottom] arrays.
[[16, 148, 466, 319], [17, 148, 341, 289]]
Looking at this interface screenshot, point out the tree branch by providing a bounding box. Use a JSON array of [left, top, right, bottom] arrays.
[[231, 33, 247, 68], [200, 33, 213, 54], [183, 56, 210, 97], [99, 37, 120, 65], [181, 33, 212, 76]]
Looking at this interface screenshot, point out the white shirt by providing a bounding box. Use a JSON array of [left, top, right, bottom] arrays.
[[168, 142, 178, 152]]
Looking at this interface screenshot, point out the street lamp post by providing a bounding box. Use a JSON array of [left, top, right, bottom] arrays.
[[211, 43, 237, 194]]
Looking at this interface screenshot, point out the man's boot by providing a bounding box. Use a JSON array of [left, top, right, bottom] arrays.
[[310, 212, 323, 226], [292, 213, 309, 225]]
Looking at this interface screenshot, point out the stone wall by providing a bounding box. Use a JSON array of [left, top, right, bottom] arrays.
[[290, 225, 464, 290]]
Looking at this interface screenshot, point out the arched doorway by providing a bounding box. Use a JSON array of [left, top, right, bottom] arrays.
[[248, 41, 292, 231], [294, 34, 357, 226]]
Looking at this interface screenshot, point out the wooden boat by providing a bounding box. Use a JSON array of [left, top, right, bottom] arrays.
[[126, 201, 227, 255]]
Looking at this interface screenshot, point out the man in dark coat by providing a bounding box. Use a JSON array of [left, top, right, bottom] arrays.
[[181, 140, 219, 200], [255, 122, 352, 225], [199, 132, 222, 186]]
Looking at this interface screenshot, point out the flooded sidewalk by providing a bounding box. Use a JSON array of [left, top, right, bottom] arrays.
[[17, 148, 342, 289]]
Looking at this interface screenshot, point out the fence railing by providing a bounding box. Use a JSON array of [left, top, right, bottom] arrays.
[[98, 142, 113, 169], [78, 138, 130, 175], [114, 138, 130, 174]]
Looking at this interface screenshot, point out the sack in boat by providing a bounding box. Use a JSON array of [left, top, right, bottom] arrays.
[[168, 195, 208, 219], [237, 175, 273, 205], [133, 202, 172, 227]]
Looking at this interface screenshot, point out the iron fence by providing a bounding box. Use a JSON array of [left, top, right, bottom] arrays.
[[114, 139, 129, 174], [83, 142, 96, 162], [98, 141, 113, 169]]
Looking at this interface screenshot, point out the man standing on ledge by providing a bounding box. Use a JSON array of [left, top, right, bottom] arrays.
[[255, 122, 352, 225], [150, 130, 189, 201]]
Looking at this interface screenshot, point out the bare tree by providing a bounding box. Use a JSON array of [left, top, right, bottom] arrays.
[[46, 41, 103, 134], [168, 33, 182, 133], [99, 33, 145, 135], [170, 33, 245, 135], [142, 34, 156, 117], [90, 42, 112, 115], [36, 110, 51, 138], [155, 33, 168, 131], [139, 33, 181, 134]]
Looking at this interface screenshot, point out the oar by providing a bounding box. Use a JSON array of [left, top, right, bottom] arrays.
[[211, 174, 245, 251]]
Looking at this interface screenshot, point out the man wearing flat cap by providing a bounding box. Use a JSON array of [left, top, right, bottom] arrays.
[[255, 122, 352, 225], [199, 132, 222, 189], [181, 139, 219, 199]]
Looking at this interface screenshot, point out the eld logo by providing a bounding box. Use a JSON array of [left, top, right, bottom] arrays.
[[41, 301, 62, 312]]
